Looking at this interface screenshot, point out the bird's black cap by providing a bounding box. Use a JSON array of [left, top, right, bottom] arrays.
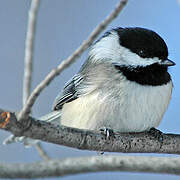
[[114, 27, 168, 60]]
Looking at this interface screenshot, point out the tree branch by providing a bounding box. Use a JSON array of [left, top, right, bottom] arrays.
[[1, 110, 180, 154], [1, 155, 180, 178], [18, 0, 128, 121]]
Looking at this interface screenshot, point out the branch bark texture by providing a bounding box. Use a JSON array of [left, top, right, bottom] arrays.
[[1, 156, 180, 178], [1, 110, 180, 154]]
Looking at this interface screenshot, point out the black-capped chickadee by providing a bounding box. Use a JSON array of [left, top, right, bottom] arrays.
[[43, 27, 175, 133]]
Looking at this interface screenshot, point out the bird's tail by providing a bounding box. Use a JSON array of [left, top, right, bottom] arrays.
[[39, 110, 61, 125]]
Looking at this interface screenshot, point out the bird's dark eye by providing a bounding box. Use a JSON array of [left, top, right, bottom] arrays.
[[138, 50, 146, 58]]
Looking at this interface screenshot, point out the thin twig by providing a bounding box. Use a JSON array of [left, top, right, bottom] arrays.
[[23, 0, 40, 106], [18, 0, 128, 121], [22, 0, 50, 161], [34, 142, 50, 161], [1, 156, 180, 178]]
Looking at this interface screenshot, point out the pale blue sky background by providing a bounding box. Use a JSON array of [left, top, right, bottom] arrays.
[[0, 0, 180, 179]]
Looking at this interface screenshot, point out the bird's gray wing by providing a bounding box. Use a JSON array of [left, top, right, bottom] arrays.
[[53, 74, 84, 110]]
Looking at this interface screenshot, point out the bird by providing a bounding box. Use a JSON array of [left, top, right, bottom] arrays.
[[42, 27, 175, 133]]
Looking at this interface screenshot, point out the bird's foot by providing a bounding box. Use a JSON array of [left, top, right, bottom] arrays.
[[100, 127, 114, 140], [148, 127, 163, 143], [97, 127, 115, 155]]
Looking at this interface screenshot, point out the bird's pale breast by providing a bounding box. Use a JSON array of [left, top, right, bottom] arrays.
[[61, 80, 172, 132]]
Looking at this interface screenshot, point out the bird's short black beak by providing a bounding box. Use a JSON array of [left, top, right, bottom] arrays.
[[159, 59, 176, 66]]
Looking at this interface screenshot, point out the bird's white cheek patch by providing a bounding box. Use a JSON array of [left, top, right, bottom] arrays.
[[120, 46, 160, 67], [89, 32, 122, 63], [89, 31, 160, 67]]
